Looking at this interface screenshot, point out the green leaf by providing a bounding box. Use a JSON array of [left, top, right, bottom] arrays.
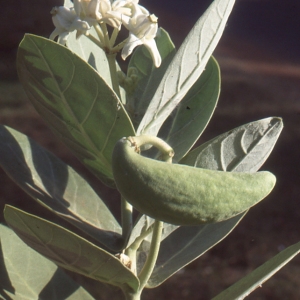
[[126, 28, 176, 128], [146, 117, 283, 287], [0, 224, 94, 300], [0, 125, 122, 251], [66, 27, 112, 87], [147, 214, 245, 288], [17, 34, 135, 186], [180, 117, 283, 172], [212, 241, 300, 300], [4, 206, 139, 292], [64, 13, 127, 105], [161, 56, 220, 162], [127, 215, 177, 249], [137, 0, 235, 137]]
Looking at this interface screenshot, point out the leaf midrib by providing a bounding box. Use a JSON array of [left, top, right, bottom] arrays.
[[28, 37, 111, 170]]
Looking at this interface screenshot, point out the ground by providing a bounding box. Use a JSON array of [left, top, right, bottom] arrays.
[[0, 1, 300, 299]]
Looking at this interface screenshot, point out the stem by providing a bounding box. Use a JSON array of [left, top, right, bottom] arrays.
[[125, 223, 155, 275], [100, 22, 110, 47], [111, 38, 129, 53], [110, 27, 120, 47], [94, 24, 106, 46], [129, 223, 155, 252], [121, 196, 133, 243], [138, 219, 163, 289], [94, 23, 121, 98], [121, 220, 163, 300], [122, 287, 142, 300], [128, 135, 174, 162]]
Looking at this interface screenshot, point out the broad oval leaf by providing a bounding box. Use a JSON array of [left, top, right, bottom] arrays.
[[4, 206, 139, 292], [212, 241, 300, 300], [137, 0, 235, 137], [146, 117, 283, 287], [180, 117, 283, 172], [161, 56, 220, 162], [0, 125, 122, 251], [17, 34, 135, 186], [0, 224, 94, 300]]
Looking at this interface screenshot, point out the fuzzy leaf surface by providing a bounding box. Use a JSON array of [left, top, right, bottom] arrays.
[[0, 224, 94, 300], [4, 206, 139, 291], [213, 241, 300, 300], [161, 56, 220, 162], [146, 117, 283, 287], [137, 0, 235, 136], [63, 5, 127, 104], [127, 28, 176, 128], [180, 117, 283, 172], [0, 125, 122, 251], [17, 34, 135, 186], [146, 214, 245, 288], [67, 27, 112, 87]]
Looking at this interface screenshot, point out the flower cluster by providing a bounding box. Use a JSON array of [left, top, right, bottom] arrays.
[[50, 0, 161, 67]]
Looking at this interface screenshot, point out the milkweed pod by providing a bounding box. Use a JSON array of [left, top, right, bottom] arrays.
[[112, 137, 276, 225]]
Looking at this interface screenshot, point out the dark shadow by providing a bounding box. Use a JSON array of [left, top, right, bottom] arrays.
[[39, 268, 78, 300], [88, 52, 97, 71], [0, 125, 123, 251]]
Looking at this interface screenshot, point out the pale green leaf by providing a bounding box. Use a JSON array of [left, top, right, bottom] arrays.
[[137, 0, 235, 136], [65, 17, 127, 104], [126, 28, 176, 128], [212, 241, 300, 300], [4, 206, 139, 291], [17, 34, 135, 186], [127, 215, 177, 249], [161, 56, 220, 162], [0, 224, 94, 300], [180, 117, 283, 172], [147, 214, 245, 288], [0, 125, 122, 251], [146, 117, 283, 287], [67, 27, 112, 87]]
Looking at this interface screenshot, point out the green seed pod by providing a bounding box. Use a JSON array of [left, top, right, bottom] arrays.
[[112, 137, 276, 225]]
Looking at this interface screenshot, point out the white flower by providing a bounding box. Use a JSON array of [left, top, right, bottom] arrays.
[[73, 0, 101, 25], [121, 4, 161, 67], [98, 0, 123, 28], [72, 0, 132, 29], [108, 0, 138, 21], [50, 6, 90, 44], [97, 0, 134, 29]]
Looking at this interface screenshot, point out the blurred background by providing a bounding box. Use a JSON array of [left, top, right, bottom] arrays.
[[1, 0, 300, 299]]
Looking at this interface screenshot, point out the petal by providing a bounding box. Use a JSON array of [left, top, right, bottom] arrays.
[[143, 38, 161, 67], [99, 0, 111, 15], [121, 33, 143, 60], [73, 0, 81, 16], [49, 28, 61, 40], [88, 0, 101, 18], [57, 31, 70, 45], [69, 19, 90, 32], [120, 14, 131, 28]]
